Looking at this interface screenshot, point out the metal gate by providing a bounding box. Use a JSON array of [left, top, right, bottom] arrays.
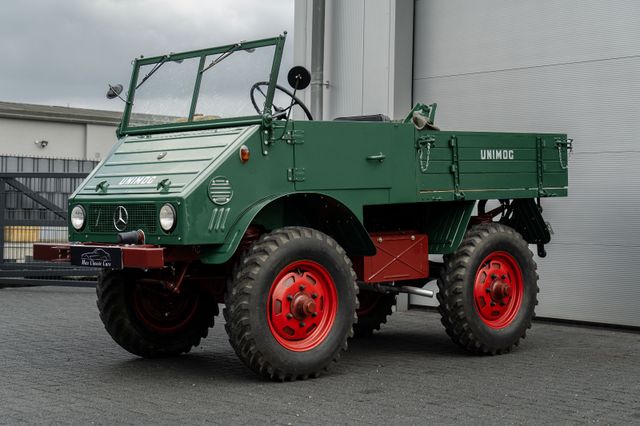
[[0, 156, 99, 288]]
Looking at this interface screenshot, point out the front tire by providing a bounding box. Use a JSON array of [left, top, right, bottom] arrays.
[[437, 223, 538, 355], [96, 269, 217, 358], [224, 227, 358, 381]]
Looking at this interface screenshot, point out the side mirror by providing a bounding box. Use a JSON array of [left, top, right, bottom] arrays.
[[287, 66, 311, 91], [106, 84, 123, 100]]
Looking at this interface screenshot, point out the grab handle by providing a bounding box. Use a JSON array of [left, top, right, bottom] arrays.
[[366, 153, 386, 163]]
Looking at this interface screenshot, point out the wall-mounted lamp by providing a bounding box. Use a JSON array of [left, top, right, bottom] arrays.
[[34, 139, 48, 148]]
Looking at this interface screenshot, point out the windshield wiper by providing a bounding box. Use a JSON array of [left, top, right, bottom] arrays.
[[135, 55, 170, 90], [201, 42, 252, 74]]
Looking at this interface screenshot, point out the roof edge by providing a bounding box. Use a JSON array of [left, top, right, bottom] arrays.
[[0, 101, 122, 126]]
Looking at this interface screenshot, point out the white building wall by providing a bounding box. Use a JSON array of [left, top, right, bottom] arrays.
[[294, 0, 413, 120], [0, 117, 86, 159], [410, 0, 640, 327], [86, 124, 118, 161], [0, 117, 116, 161]]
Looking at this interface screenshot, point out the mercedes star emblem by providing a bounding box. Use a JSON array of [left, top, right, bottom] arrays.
[[113, 206, 128, 231]]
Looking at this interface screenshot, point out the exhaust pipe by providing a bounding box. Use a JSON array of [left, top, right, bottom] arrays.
[[396, 286, 434, 298], [359, 282, 434, 298]]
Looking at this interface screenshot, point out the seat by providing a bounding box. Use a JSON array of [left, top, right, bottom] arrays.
[[333, 114, 391, 122]]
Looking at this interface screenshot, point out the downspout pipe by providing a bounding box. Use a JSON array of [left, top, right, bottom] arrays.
[[310, 0, 325, 120]]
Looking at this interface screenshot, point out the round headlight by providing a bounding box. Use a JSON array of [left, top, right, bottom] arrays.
[[159, 203, 176, 232], [70, 205, 86, 231]]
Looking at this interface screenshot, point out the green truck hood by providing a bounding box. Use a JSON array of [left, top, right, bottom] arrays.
[[76, 126, 257, 198]]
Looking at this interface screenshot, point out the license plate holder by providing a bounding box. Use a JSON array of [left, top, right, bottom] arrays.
[[70, 246, 123, 269]]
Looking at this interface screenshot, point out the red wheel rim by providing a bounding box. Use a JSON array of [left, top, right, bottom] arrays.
[[267, 260, 338, 352], [133, 284, 199, 334], [357, 291, 382, 316], [473, 251, 524, 329]]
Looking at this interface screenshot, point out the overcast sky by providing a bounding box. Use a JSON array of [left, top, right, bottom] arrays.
[[0, 0, 294, 111]]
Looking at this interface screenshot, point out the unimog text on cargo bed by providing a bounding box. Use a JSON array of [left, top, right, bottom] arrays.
[[35, 34, 570, 381]]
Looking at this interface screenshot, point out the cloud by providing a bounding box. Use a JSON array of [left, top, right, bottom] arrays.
[[0, 0, 294, 110]]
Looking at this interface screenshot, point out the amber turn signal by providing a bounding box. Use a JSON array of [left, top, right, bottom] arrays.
[[239, 145, 250, 163]]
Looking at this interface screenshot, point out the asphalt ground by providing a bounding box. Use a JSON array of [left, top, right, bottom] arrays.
[[1, 286, 639, 425]]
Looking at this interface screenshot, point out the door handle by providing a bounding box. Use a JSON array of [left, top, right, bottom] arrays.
[[366, 153, 386, 163]]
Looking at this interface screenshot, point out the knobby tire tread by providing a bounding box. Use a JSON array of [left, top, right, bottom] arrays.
[[96, 270, 216, 358], [353, 293, 396, 338], [224, 226, 358, 381], [436, 223, 539, 355]]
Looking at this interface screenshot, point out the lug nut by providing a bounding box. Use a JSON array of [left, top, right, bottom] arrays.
[[311, 312, 318, 318], [501, 275, 507, 280], [286, 313, 293, 319], [486, 288, 491, 293], [287, 295, 293, 301], [311, 293, 318, 299], [299, 285, 305, 291], [491, 274, 497, 279], [490, 302, 496, 307], [299, 322, 305, 328]]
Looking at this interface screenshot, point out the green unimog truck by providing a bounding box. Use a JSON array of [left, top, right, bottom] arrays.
[[35, 34, 570, 380]]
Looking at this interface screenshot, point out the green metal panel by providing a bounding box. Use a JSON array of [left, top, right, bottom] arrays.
[[200, 192, 376, 264], [69, 120, 568, 252], [416, 131, 569, 201], [80, 127, 253, 197], [70, 126, 269, 245], [424, 201, 475, 254], [292, 121, 396, 192]]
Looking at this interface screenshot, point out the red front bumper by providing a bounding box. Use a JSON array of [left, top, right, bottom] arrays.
[[33, 243, 167, 269]]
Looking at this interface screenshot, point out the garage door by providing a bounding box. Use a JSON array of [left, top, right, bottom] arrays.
[[411, 0, 640, 327]]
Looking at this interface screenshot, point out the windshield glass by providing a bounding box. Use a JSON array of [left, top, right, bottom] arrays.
[[125, 38, 282, 129], [197, 46, 275, 120], [129, 57, 200, 127]]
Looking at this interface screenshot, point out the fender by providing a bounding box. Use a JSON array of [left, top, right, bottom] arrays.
[[199, 193, 376, 264]]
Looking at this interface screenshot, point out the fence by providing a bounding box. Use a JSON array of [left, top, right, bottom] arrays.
[[0, 156, 99, 288]]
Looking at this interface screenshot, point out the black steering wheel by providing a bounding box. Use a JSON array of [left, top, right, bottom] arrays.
[[250, 82, 313, 120]]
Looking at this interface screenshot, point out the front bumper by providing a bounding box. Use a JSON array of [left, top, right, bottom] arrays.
[[33, 243, 188, 269]]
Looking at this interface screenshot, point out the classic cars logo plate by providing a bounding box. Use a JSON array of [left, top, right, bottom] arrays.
[[70, 246, 123, 269]]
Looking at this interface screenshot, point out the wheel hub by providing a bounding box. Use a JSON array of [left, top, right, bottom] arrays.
[[473, 251, 524, 329], [133, 284, 199, 334], [490, 280, 511, 302], [267, 260, 337, 351], [291, 293, 317, 320]]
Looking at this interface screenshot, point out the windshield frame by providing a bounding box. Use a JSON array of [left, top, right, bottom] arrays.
[[119, 34, 286, 136]]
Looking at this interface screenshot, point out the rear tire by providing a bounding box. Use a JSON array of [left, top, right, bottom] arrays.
[[353, 290, 396, 337], [437, 223, 538, 355], [96, 269, 217, 358], [224, 226, 358, 381]]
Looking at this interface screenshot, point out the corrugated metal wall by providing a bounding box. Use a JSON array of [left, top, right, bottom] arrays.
[[320, 0, 413, 120], [411, 0, 640, 327], [323, 0, 393, 118]]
